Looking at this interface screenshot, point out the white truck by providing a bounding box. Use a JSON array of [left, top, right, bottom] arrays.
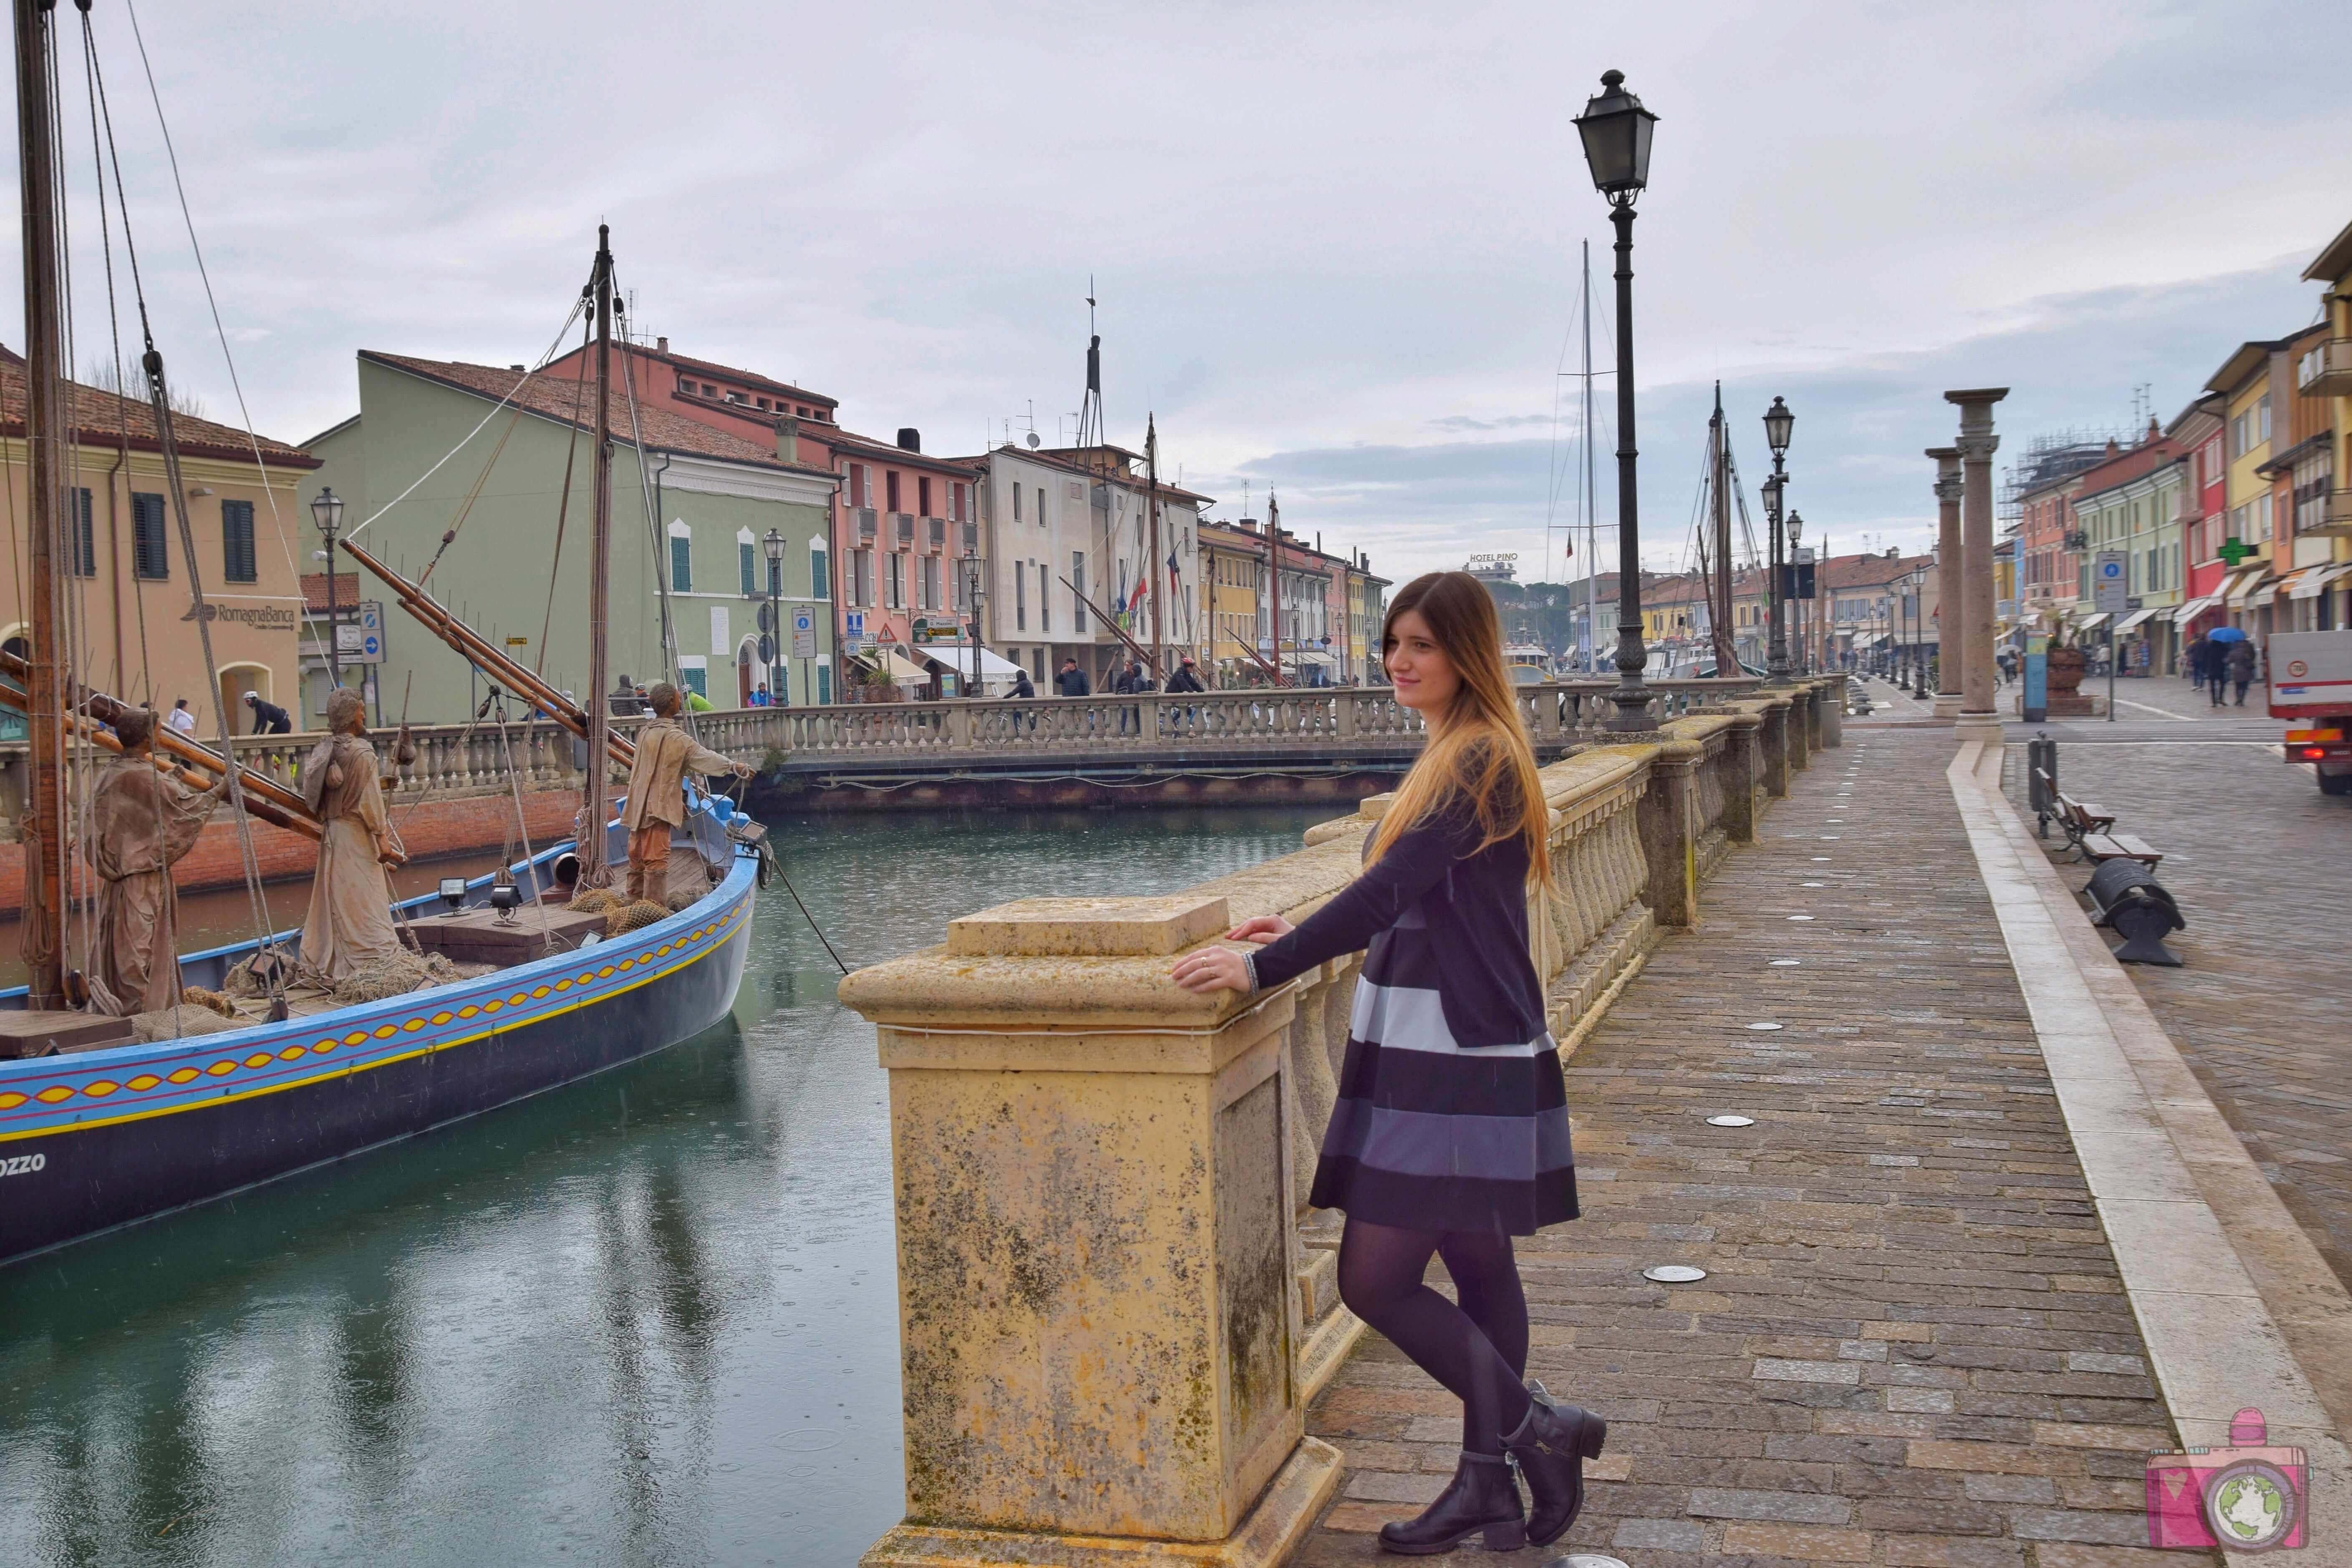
[[2267, 629, 2352, 796]]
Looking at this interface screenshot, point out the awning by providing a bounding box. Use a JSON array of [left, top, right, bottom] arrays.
[[1294, 650, 1336, 668], [2170, 595, 2221, 625], [2224, 568, 2270, 607], [1850, 632, 1883, 648], [913, 643, 1026, 680], [2113, 607, 2158, 633], [2286, 562, 2352, 600], [2075, 611, 2110, 630], [881, 650, 931, 685]]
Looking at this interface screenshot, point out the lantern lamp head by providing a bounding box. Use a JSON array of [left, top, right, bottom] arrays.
[[1573, 69, 1658, 204], [1763, 396, 1794, 459], [311, 486, 344, 537], [761, 527, 786, 565]]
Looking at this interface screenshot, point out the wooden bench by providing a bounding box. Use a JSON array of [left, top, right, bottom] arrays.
[[2032, 765, 2162, 865]]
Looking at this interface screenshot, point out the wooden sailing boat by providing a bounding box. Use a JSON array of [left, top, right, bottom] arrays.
[[0, 7, 761, 1264]]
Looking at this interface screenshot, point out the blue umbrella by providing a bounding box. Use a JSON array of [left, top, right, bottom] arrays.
[[2208, 625, 2248, 643]]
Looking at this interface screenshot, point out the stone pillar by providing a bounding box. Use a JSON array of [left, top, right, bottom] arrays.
[[1928, 446, 1964, 718], [838, 892, 1341, 1568], [1721, 711, 1761, 843], [1815, 678, 1843, 749], [1946, 388, 2009, 739], [1757, 697, 1790, 799], [1629, 740, 1701, 928]]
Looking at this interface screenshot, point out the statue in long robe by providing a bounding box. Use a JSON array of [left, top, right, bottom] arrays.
[[83, 710, 227, 1016], [298, 690, 403, 982]]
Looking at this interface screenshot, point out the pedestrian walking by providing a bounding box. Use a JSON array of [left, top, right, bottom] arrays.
[[2184, 633, 2207, 693], [1054, 658, 1090, 697], [1112, 657, 1152, 734], [1171, 570, 1603, 1555], [2206, 638, 2228, 707], [165, 697, 197, 736], [1997, 648, 2016, 686], [1011, 665, 1036, 729], [2227, 638, 2256, 706]]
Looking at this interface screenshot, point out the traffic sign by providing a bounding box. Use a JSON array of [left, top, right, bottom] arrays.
[[758, 633, 776, 664], [757, 602, 777, 636], [791, 607, 816, 659], [2094, 551, 2128, 615], [335, 600, 385, 664]]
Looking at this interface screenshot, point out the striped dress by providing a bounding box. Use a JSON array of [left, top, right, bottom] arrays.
[[1248, 800, 1576, 1236]]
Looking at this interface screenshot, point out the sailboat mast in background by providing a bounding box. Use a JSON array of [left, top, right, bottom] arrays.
[[14, 0, 69, 1006], [1711, 381, 1738, 676], [582, 227, 616, 885]]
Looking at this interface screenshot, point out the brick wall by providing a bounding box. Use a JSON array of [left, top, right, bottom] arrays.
[[0, 785, 583, 907]]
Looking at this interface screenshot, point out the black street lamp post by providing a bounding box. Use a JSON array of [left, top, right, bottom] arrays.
[[1762, 397, 1793, 683], [1787, 509, 1808, 674], [761, 527, 785, 706], [311, 486, 345, 692], [1573, 69, 1661, 732], [962, 545, 986, 699]]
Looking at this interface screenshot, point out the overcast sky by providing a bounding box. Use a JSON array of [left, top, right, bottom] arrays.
[[17, 0, 2352, 586]]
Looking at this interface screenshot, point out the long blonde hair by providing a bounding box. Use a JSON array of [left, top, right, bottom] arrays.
[[1367, 572, 1550, 885]]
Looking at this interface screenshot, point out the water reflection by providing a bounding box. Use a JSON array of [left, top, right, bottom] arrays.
[[0, 805, 1326, 1567]]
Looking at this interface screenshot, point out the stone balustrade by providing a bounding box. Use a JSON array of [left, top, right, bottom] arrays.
[[835, 678, 1840, 1568]]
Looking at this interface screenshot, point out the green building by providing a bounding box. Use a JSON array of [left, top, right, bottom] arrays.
[[303, 352, 839, 723]]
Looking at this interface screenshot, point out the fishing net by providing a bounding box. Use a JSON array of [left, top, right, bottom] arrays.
[[129, 1004, 239, 1042], [221, 950, 295, 998], [318, 950, 493, 1004], [605, 900, 669, 937], [663, 886, 700, 912], [182, 987, 238, 1018], [567, 888, 618, 914]]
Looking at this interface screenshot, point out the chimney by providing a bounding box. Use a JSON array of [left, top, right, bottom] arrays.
[[776, 413, 800, 466], [897, 427, 921, 453], [656, 336, 669, 354], [2104, 437, 2120, 457], [509, 364, 525, 373]]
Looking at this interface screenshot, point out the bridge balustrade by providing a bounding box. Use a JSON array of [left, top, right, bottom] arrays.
[[836, 678, 1836, 1568]]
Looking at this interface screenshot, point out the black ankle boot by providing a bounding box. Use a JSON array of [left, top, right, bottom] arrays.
[[1504, 1392, 1607, 1547], [1377, 1449, 1525, 1555]]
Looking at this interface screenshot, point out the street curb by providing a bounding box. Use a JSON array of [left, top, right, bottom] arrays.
[[1948, 738, 2352, 1563]]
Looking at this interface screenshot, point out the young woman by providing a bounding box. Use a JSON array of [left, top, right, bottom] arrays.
[[1173, 571, 1604, 1555]]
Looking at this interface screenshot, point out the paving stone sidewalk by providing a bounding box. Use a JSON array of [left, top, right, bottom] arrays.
[[1298, 729, 2207, 1568], [2001, 734, 2352, 1295]]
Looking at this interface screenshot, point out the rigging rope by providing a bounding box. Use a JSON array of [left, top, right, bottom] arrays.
[[534, 313, 594, 676], [610, 288, 686, 713], [341, 300, 587, 543]]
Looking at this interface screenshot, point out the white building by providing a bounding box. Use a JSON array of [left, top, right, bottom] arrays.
[[968, 443, 1212, 688]]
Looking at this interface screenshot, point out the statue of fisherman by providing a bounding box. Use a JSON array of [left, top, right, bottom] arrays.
[[82, 708, 229, 1016], [620, 682, 751, 904], [298, 688, 404, 981]]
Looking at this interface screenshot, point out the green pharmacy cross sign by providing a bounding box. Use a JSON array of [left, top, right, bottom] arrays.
[[2216, 536, 2256, 567]]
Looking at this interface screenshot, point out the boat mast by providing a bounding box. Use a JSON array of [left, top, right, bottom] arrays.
[[582, 226, 615, 885], [1711, 380, 1737, 676], [1146, 413, 1162, 676], [15, 0, 68, 1006], [1581, 240, 1597, 672], [1265, 492, 1284, 687]]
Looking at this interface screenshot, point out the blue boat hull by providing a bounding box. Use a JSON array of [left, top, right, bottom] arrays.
[[0, 849, 759, 1265]]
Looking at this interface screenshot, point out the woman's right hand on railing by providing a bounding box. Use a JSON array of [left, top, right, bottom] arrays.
[[1225, 915, 1293, 944]]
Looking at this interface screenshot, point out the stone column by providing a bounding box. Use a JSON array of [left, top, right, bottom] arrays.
[[1626, 739, 1701, 929], [1720, 710, 1762, 844], [1928, 446, 1964, 718], [837, 892, 1341, 1568], [1945, 388, 2009, 739]]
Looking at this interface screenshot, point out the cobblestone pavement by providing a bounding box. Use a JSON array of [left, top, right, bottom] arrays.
[[1298, 729, 2206, 1568], [2001, 729, 2352, 1293]]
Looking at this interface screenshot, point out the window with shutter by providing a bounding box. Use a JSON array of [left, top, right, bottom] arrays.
[[222, 499, 257, 583], [739, 541, 756, 596], [670, 533, 693, 592], [132, 493, 169, 579], [809, 544, 828, 599], [69, 488, 95, 577]]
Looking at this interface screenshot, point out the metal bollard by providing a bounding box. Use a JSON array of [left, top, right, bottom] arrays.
[[2027, 731, 2056, 838]]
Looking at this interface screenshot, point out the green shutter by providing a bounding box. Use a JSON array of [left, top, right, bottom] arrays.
[[222, 500, 257, 583], [669, 533, 692, 593], [131, 493, 169, 579], [811, 547, 828, 599], [739, 541, 755, 596]]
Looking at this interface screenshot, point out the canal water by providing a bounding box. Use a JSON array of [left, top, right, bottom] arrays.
[[0, 805, 1328, 1568]]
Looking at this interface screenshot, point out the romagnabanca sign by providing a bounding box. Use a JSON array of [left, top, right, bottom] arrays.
[[179, 602, 298, 630]]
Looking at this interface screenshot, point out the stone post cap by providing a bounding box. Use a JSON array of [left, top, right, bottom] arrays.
[[1925, 446, 1961, 461], [1942, 387, 2011, 405], [947, 893, 1230, 957]]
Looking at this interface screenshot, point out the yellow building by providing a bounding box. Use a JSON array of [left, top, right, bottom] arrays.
[[2296, 221, 2352, 628], [1198, 519, 1262, 686], [0, 355, 318, 734]]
